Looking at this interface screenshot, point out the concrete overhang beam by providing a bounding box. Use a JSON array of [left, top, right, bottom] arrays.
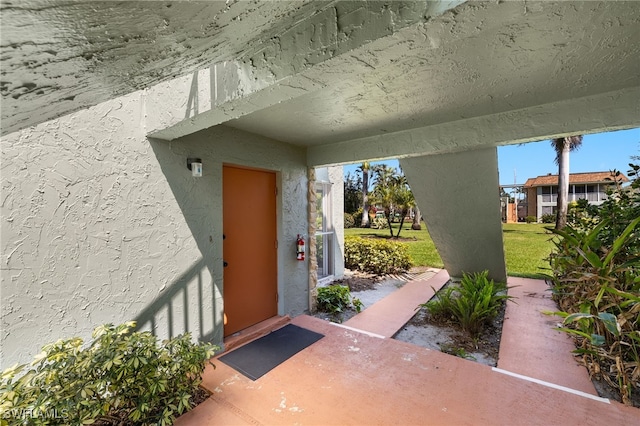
[[146, 69, 325, 141], [307, 86, 640, 167], [143, 1, 466, 141]]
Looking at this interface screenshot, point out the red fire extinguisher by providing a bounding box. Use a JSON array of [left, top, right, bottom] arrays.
[[296, 234, 305, 261]]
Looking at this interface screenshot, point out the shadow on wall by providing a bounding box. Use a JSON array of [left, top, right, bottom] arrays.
[[131, 137, 222, 344], [133, 258, 217, 342]]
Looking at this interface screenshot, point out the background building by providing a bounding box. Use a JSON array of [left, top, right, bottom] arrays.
[[523, 171, 629, 221]]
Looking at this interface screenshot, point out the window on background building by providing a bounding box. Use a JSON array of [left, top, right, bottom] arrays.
[[315, 182, 333, 279], [587, 185, 598, 202], [541, 205, 557, 215], [541, 186, 557, 203], [574, 184, 586, 201]]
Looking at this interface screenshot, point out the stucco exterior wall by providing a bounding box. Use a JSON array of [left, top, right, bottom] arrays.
[[166, 125, 309, 322], [1, 95, 309, 368]]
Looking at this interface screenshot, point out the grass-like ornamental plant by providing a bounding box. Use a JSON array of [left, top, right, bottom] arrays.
[[545, 164, 640, 406], [0, 321, 218, 425], [547, 216, 640, 406], [422, 271, 512, 336], [344, 237, 412, 275]]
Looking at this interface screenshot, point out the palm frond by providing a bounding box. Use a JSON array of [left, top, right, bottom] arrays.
[[551, 135, 583, 164]]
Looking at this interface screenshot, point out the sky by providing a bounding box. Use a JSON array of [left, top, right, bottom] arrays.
[[342, 128, 640, 187]]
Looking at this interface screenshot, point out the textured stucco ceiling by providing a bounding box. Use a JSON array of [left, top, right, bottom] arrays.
[[226, 0, 640, 146], [1, 0, 639, 145], [0, 0, 341, 135]]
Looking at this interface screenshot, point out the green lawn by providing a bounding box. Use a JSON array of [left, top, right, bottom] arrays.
[[502, 223, 554, 278], [344, 222, 554, 279]]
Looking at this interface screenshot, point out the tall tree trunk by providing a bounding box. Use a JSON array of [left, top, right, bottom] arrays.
[[411, 206, 422, 230], [360, 165, 370, 227], [396, 208, 408, 238], [555, 142, 570, 229], [386, 211, 394, 237]]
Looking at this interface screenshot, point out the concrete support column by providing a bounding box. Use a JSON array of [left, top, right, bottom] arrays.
[[400, 148, 507, 283]]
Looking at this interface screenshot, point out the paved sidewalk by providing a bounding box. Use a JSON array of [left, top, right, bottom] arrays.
[[175, 272, 638, 425], [497, 277, 597, 395], [343, 268, 448, 337]]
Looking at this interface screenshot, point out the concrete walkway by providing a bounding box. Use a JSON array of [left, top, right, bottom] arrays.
[[497, 277, 597, 395], [176, 271, 638, 425], [342, 268, 448, 337]]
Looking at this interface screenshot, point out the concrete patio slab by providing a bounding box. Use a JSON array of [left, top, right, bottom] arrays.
[[175, 272, 638, 425], [178, 314, 637, 425]]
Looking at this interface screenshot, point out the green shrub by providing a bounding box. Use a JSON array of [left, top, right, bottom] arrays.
[[317, 285, 362, 315], [421, 271, 512, 336], [371, 217, 388, 229], [567, 169, 640, 253], [566, 198, 596, 232], [0, 321, 217, 425], [344, 212, 356, 229], [353, 208, 364, 226], [344, 237, 412, 274], [541, 213, 555, 223], [525, 216, 537, 224]]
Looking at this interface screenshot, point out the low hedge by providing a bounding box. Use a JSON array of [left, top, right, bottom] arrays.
[[344, 237, 412, 274], [541, 213, 555, 223]]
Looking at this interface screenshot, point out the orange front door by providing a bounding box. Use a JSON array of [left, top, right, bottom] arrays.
[[223, 165, 278, 337]]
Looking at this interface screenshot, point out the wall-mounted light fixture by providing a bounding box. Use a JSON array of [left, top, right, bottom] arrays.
[[187, 158, 203, 177]]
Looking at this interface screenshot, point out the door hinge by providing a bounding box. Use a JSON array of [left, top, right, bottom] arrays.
[[276, 292, 279, 303], [275, 186, 278, 196]]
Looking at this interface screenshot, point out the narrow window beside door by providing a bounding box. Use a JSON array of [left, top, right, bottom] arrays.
[[315, 182, 334, 279]]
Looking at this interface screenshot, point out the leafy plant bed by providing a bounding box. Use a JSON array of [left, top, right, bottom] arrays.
[[93, 387, 211, 425], [313, 307, 360, 324], [0, 322, 218, 425], [314, 271, 506, 366], [590, 376, 640, 408], [314, 270, 411, 323], [332, 271, 383, 292], [393, 290, 507, 366]]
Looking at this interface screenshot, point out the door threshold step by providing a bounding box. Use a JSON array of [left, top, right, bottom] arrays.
[[222, 315, 291, 353]]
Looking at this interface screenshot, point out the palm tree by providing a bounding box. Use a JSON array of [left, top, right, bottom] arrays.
[[392, 175, 415, 238], [411, 206, 422, 230], [358, 162, 371, 227], [371, 165, 397, 237], [370, 167, 416, 238], [551, 135, 583, 229]]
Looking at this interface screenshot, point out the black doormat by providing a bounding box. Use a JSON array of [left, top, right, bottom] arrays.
[[219, 324, 324, 380]]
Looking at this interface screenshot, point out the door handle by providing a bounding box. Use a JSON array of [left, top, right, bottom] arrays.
[[223, 261, 228, 267]]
